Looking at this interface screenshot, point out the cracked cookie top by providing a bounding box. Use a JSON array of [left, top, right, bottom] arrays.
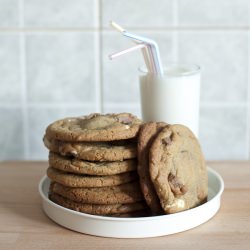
[[45, 113, 143, 142]]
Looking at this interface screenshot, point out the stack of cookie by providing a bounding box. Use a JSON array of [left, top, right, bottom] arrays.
[[43, 113, 148, 217], [43, 113, 208, 218]]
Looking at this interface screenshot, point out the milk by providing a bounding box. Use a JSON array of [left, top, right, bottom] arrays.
[[139, 64, 201, 137]]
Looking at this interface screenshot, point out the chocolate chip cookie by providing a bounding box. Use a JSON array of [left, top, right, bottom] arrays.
[[49, 192, 146, 215], [49, 152, 137, 176], [149, 124, 208, 214], [44, 136, 137, 161], [45, 113, 142, 142], [137, 122, 166, 215], [47, 167, 138, 188], [50, 181, 144, 204]]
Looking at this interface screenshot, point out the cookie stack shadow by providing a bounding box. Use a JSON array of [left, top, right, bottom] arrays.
[[43, 113, 148, 217]]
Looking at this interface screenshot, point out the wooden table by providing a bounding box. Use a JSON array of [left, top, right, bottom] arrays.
[[0, 161, 249, 250]]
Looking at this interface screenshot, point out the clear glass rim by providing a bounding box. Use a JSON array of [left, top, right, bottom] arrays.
[[138, 63, 201, 77]]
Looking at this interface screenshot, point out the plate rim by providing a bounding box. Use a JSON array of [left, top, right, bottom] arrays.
[[38, 166, 224, 222]]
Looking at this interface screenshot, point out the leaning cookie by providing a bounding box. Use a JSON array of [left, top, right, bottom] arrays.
[[45, 113, 142, 142], [137, 122, 166, 215], [49, 192, 147, 215], [149, 124, 208, 214], [44, 136, 137, 161], [47, 167, 138, 188], [50, 181, 144, 205], [49, 152, 137, 176]]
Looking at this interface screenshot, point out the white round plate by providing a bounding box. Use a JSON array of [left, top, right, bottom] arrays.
[[39, 167, 224, 238]]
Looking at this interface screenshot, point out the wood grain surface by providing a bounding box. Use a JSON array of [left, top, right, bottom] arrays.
[[0, 161, 249, 250]]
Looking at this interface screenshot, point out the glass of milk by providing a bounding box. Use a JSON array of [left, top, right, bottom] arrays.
[[139, 64, 201, 137]]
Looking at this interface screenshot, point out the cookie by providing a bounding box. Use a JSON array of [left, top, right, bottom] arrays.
[[47, 167, 138, 188], [49, 152, 137, 176], [44, 136, 136, 161], [45, 113, 142, 142], [50, 181, 144, 204], [137, 122, 166, 215], [149, 124, 208, 214], [49, 192, 147, 215]]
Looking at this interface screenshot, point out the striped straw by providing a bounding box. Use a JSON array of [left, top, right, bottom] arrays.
[[110, 21, 164, 75]]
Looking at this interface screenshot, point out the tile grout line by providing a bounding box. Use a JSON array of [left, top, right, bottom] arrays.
[[173, 0, 179, 62], [97, 0, 104, 113], [247, 29, 250, 160], [1, 27, 250, 32], [0, 102, 248, 108], [0, 103, 99, 108], [93, 0, 101, 112], [104, 102, 249, 108], [247, 1, 250, 160], [200, 102, 248, 108], [19, 0, 29, 160]]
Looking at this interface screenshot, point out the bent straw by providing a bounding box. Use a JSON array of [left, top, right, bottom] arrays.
[[109, 43, 146, 60], [133, 41, 154, 73], [142, 45, 153, 73], [144, 44, 156, 73], [110, 21, 164, 75], [110, 21, 156, 73], [109, 43, 153, 73]]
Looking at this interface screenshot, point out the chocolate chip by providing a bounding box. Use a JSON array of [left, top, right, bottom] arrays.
[[118, 116, 133, 125], [180, 186, 188, 195], [162, 137, 172, 145], [168, 173, 187, 195], [86, 113, 99, 120], [59, 143, 78, 156]]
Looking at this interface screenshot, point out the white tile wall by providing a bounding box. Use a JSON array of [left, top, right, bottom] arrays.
[[23, 0, 97, 28], [0, 34, 21, 103], [0, 0, 19, 28], [0, 108, 24, 159], [101, 0, 175, 28], [178, 0, 249, 27], [178, 31, 248, 103], [26, 32, 97, 104], [199, 106, 248, 160], [0, 0, 249, 160]]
